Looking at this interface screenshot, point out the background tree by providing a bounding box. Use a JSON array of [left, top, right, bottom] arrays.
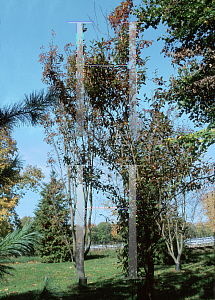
[[19, 216, 35, 229], [97, 222, 112, 244], [155, 140, 214, 271], [183, 218, 213, 239], [85, 222, 122, 244], [0, 126, 22, 230], [87, 224, 99, 244], [111, 223, 123, 242], [0, 126, 44, 239], [158, 190, 189, 271], [32, 170, 73, 263], [199, 184, 215, 233], [184, 221, 196, 239]]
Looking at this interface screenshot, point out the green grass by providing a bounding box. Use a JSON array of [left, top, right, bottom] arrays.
[[0, 248, 214, 300]]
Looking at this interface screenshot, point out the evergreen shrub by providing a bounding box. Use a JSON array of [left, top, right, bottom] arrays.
[[32, 170, 73, 263]]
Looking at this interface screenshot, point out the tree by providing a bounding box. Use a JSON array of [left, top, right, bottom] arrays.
[[0, 89, 59, 194], [94, 1, 214, 295], [32, 170, 73, 263], [199, 184, 215, 233], [19, 216, 35, 229], [97, 222, 112, 244], [36, 95, 104, 285], [155, 149, 214, 271], [133, 0, 215, 150], [0, 90, 53, 236], [184, 221, 196, 240], [200, 184, 215, 233], [0, 126, 45, 237], [0, 221, 43, 283], [37, 6, 149, 284], [111, 223, 123, 242], [193, 220, 213, 238], [87, 224, 99, 244], [97, 95, 214, 299], [158, 189, 188, 271], [0, 127, 22, 228]]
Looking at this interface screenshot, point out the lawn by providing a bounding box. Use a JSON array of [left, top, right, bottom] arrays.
[[0, 247, 214, 299]]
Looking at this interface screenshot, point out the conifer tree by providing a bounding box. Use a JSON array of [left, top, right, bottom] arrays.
[[32, 170, 73, 263]]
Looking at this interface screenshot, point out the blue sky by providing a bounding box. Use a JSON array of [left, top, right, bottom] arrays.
[[0, 0, 214, 226]]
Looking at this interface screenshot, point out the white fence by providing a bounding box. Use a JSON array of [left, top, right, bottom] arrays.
[[184, 236, 215, 248], [85, 243, 124, 251], [88, 237, 215, 251]]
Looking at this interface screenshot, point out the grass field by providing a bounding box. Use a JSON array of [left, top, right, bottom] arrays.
[[0, 247, 214, 299]]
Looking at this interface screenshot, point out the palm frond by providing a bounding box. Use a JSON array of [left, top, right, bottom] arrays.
[[0, 221, 43, 258], [0, 221, 44, 282], [0, 89, 58, 131]]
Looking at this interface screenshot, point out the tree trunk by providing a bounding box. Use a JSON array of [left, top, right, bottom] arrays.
[[76, 243, 87, 286], [137, 255, 155, 300], [84, 238, 91, 259], [79, 277, 87, 286], [175, 255, 181, 272]]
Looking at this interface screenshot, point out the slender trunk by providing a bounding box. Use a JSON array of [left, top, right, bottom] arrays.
[[175, 252, 181, 272], [175, 218, 184, 272], [175, 261, 181, 272], [84, 183, 93, 258], [66, 162, 76, 262], [84, 239, 91, 258]]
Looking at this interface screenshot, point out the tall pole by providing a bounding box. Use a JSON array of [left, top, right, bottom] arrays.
[[76, 22, 85, 137], [129, 21, 137, 139], [128, 21, 138, 280], [68, 21, 92, 286], [76, 22, 86, 286]]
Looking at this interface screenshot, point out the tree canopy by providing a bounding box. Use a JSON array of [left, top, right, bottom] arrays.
[[133, 0, 215, 150]]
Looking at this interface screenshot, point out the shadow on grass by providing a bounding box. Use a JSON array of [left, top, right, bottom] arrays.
[[1, 270, 214, 300], [84, 253, 107, 261], [64, 278, 136, 300], [4, 252, 109, 263], [154, 268, 214, 299], [0, 277, 135, 300]]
